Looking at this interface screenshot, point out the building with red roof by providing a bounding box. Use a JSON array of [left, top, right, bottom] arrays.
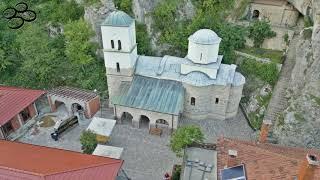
[[181, 137, 320, 180], [0, 86, 45, 139], [0, 140, 124, 180], [217, 137, 320, 180]]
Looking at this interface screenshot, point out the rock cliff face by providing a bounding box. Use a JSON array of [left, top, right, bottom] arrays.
[[273, 11, 320, 148], [84, 0, 115, 46], [287, 0, 319, 21], [132, 0, 195, 55]]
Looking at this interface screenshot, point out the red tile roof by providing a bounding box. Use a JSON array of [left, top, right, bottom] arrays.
[[217, 137, 320, 180], [0, 140, 123, 180], [0, 86, 45, 126]]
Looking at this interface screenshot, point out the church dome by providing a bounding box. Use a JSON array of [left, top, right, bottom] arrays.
[[188, 29, 221, 45], [102, 10, 134, 27]]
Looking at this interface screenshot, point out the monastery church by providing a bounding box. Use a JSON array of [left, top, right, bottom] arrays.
[[101, 11, 245, 130]]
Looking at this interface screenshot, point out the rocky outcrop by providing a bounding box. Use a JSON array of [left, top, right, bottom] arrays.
[[132, 0, 195, 55], [273, 20, 320, 148], [84, 0, 115, 46], [287, 0, 319, 21]]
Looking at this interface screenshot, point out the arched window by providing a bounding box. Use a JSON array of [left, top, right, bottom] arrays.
[[252, 10, 260, 19], [191, 97, 195, 106], [116, 62, 120, 72], [111, 40, 114, 49], [118, 40, 122, 50], [215, 98, 219, 104]]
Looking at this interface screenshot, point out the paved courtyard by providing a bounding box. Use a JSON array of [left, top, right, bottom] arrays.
[[19, 104, 255, 180]]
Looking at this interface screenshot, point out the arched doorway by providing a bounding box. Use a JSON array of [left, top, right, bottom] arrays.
[[71, 103, 84, 119], [121, 112, 133, 125], [252, 10, 260, 20], [54, 100, 68, 117], [140, 115, 150, 129]]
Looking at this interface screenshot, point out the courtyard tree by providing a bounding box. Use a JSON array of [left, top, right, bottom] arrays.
[[80, 130, 98, 154], [248, 20, 276, 48], [170, 125, 204, 157]]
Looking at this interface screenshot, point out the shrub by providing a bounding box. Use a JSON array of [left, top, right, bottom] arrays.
[[248, 20, 276, 48], [170, 125, 204, 157], [239, 59, 279, 85], [136, 23, 153, 55], [114, 0, 132, 14], [80, 130, 97, 154]]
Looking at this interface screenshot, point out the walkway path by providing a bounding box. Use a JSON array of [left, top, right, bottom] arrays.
[[263, 35, 299, 128]]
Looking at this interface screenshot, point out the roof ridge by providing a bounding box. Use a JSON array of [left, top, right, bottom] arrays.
[[222, 138, 319, 161], [43, 160, 123, 177]]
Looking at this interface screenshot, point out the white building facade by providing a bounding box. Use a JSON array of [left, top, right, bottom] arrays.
[[101, 11, 245, 129]]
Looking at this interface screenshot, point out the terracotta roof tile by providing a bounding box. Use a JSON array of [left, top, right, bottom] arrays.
[[0, 140, 123, 180], [0, 86, 45, 125], [217, 137, 320, 180]]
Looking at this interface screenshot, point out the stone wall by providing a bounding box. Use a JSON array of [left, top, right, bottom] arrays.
[[86, 96, 101, 118], [226, 84, 244, 118], [251, 2, 299, 27], [183, 83, 236, 120], [114, 105, 179, 129], [106, 68, 134, 106]]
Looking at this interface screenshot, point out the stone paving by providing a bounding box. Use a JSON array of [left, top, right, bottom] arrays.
[[19, 103, 254, 180], [180, 110, 256, 143]]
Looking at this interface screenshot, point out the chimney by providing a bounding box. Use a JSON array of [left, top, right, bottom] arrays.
[[259, 120, 271, 143], [298, 154, 320, 180], [227, 149, 238, 167]]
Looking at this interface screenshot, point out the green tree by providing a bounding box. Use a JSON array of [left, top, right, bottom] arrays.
[[248, 20, 276, 48], [114, 0, 132, 14], [80, 130, 98, 154], [64, 19, 95, 66], [14, 25, 64, 88], [136, 23, 153, 55], [170, 125, 204, 157]]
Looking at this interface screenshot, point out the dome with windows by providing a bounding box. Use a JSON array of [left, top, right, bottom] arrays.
[[102, 10, 134, 27], [188, 29, 221, 45]]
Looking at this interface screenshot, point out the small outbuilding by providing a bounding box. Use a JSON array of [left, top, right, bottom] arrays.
[[48, 87, 100, 119], [93, 144, 124, 159], [87, 117, 116, 143], [0, 86, 45, 140]]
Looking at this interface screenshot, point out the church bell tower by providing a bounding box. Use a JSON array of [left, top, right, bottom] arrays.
[[101, 11, 137, 105]]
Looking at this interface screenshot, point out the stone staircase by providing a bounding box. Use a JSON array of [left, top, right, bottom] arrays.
[[263, 35, 299, 131]]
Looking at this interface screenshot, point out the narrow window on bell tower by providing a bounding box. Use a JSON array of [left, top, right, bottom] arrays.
[[215, 98, 219, 104], [118, 40, 122, 50], [111, 40, 114, 49], [200, 53, 202, 61], [191, 97, 195, 106], [116, 62, 120, 72]]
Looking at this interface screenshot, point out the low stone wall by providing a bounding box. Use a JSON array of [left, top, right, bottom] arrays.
[[235, 51, 283, 71]]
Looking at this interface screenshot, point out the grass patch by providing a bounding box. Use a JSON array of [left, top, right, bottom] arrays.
[[257, 92, 272, 107], [239, 47, 284, 64], [39, 116, 56, 127], [309, 94, 320, 106], [248, 111, 263, 130]]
